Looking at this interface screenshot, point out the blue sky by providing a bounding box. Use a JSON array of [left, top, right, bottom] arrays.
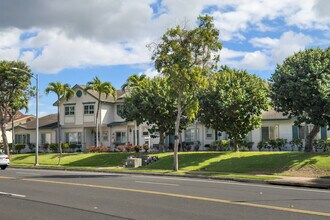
[[0, 0, 329, 116]]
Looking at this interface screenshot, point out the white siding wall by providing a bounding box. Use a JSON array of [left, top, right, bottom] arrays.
[[60, 89, 97, 126]]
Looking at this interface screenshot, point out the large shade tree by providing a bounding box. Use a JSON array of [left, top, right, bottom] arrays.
[[150, 15, 222, 171], [198, 66, 269, 151], [85, 77, 116, 147], [0, 60, 33, 155], [120, 77, 188, 152], [45, 82, 74, 159], [270, 47, 330, 152]]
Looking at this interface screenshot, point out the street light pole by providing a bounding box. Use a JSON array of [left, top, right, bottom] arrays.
[[35, 73, 39, 166], [11, 67, 39, 166]]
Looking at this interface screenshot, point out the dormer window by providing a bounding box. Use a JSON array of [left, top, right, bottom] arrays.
[[65, 105, 75, 116], [84, 104, 94, 115]]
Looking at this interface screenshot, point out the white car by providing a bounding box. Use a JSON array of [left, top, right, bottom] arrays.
[[0, 152, 10, 170]]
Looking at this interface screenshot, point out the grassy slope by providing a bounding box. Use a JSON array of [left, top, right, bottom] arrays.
[[10, 152, 330, 178]]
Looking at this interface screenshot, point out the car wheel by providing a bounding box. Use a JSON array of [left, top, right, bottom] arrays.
[[0, 166, 7, 170]]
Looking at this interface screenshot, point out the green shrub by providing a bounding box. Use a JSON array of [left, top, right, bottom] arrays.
[[210, 141, 219, 151], [313, 139, 330, 152], [49, 143, 58, 153], [14, 144, 25, 153], [41, 143, 49, 153], [61, 143, 69, 152], [28, 143, 36, 152], [143, 144, 149, 152], [69, 143, 78, 152], [257, 141, 267, 151], [276, 138, 287, 151], [133, 145, 142, 153], [289, 139, 303, 151]]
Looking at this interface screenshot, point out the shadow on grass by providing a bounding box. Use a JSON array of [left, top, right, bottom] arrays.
[[144, 152, 223, 170], [50, 153, 81, 159], [11, 154, 32, 161], [65, 153, 141, 167]]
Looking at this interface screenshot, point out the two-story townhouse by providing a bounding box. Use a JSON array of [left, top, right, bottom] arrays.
[[58, 85, 158, 151], [181, 110, 328, 151]]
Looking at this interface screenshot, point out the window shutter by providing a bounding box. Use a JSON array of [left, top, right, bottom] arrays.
[[292, 126, 298, 139], [321, 126, 327, 139], [27, 134, 30, 144]]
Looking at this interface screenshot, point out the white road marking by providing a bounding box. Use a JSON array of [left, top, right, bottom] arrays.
[[135, 181, 179, 186], [0, 191, 26, 198], [132, 175, 330, 193]]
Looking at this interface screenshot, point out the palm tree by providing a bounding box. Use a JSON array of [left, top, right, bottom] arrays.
[[121, 74, 147, 91], [45, 82, 74, 163], [85, 77, 116, 147]]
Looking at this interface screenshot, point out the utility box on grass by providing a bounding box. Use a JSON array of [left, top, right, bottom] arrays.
[[125, 158, 142, 168]]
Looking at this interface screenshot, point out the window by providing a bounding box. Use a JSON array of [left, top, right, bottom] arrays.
[[15, 134, 30, 145], [185, 128, 199, 142], [65, 106, 75, 116], [205, 128, 214, 139], [115, 131, 126, 143], [41, 133, 51, 145], [65, 132, 82, 144], [84, 104, 94, 115], [261, 126, 279, 141], [102, 131, 109, 142], [116, 105, 124, 116], [142, 131, 149, 136]]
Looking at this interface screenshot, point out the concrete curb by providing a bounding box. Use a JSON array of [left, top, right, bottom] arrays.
[[9, 166, 330, 190]]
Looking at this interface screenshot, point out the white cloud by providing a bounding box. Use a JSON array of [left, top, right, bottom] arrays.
[[0, 0, 328, 73], [240, 51, 270, 70], [25, 30, 152, 73], [139, 68, 159, 78], [219, 47, 270, 70], [250, 31, 313, 65]]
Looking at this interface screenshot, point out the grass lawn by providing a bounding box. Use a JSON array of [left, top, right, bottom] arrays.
[[9, 151, 330, 179]]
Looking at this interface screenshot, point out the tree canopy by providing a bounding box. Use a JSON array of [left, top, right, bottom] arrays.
[[150, 15, 222, 171], [0, 60, 34, 155], [120, 77, 188, 151], [270, 47, 330, 152], [198, 66, 269, 151]]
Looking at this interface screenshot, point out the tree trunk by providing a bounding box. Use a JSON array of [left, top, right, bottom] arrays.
[[57, 96, 62, 166], [96, 96, 101, 147], [1, 123, 9, 156], [304, 125, 320, 152], [173, 91, 182, 171], [233, 139, 239, 152], [159, 132, 165, 153]]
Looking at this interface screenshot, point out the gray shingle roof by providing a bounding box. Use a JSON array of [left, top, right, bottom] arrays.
[[261, 109, 290, 120], [17, 114, 58, 130]]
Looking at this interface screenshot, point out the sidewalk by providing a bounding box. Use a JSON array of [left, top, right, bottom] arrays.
[[265, 175, 330, 189]]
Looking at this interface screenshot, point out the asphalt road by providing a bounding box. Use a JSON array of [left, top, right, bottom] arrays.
[[0, 168, 329, 220]]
